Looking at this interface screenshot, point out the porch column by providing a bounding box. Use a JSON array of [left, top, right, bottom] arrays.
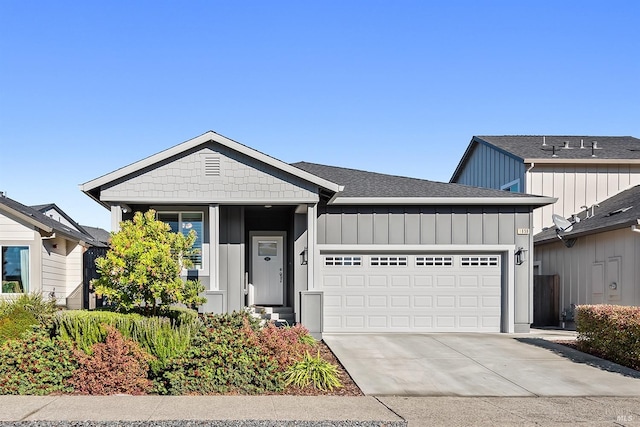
[[306, 203, 317, 289], [209, 204, 220, 290], [110, 205, 123, 232]]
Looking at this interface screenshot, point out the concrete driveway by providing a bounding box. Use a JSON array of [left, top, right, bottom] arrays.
[[323, 333, 640, 396]]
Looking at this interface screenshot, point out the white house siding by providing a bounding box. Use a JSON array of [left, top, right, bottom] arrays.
[[454, 142, 525, 191], [42, 238, 70, 302], [535, 229, 640, 315], [0, 212, 37, 240], [527, 164, 640, 234], [101, 144, 319, 203]]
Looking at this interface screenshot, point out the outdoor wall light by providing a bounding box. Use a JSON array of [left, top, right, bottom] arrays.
[[300, 247, 308, 265], [515, 247, 527, 265]]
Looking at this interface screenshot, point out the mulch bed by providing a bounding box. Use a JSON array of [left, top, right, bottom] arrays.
[[279, 340, 363, 396]]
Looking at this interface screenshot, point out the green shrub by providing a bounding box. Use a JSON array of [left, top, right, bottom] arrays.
[[0, 330, 77, 395], [68, 326, 153, 395], [576, 304, 640, 370], [53, 310, 198, 371], [284, 350, 342, 391], [0, 305, 38, 343], [156, 313, 282, 395], [0, 293, 57, 328]]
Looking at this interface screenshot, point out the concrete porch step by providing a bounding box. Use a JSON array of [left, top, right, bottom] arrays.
[[248, 305, 296, 326]]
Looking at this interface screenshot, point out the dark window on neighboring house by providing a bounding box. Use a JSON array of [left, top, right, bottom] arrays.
[[1, 246, 29, 293]]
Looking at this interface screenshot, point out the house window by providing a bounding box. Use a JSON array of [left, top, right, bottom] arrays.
[[370, 256, 408, 266], [157, 212, 203, 269], [1, 246, 29, 293], [461, 256, 500, 267], [324, 256, 362, 266], [500, 179, 520, 192], [416, 256, 453, 266]]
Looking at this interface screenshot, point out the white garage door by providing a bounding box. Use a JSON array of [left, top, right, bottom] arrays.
[[320, 253, 502, 333]]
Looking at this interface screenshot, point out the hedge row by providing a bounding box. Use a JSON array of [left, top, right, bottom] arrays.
[[575, 304, 640, 370]]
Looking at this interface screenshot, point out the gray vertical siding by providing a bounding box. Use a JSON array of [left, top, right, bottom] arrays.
[[455, 142, 525, 190], [536, 228, 640, 313], [317, 205, 532, 246], [219, 206, 245, 312]]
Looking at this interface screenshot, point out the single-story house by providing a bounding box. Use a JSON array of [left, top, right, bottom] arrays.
[[535, 185, 640, 311], [0, 194, 107, 308], [81, 131, 555, 335]]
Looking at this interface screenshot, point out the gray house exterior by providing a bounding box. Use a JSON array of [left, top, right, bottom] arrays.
[[82, 131, 555, 334]]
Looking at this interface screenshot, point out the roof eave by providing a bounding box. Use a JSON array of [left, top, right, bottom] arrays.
[[330, 196, 557, 206], [0, 204, 53, 233], [534, 220, 639, 244], [524, 158, 640, 164], [81, 131, 342, 197]]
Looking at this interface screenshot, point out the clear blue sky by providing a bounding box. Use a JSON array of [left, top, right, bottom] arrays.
[[1, 1, 638, 231]]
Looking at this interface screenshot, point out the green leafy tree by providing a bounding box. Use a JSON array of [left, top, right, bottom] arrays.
[[93, 210, 206, 315]]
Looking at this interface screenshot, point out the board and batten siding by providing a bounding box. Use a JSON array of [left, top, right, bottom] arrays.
[[454, 142, 525, 191], [317, 205, 531, 246], [317, 204, 535, 330], [527, 164, 640, 234], [535, 228, 640, 314]]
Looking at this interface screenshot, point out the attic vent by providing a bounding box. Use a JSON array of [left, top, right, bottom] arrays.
[[204, 156, 221, 176]]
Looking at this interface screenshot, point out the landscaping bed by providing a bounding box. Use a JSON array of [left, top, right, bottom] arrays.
[[0, 294, 362, 396]]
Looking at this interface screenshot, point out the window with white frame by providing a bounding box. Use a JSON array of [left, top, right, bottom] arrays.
[[500, 179, 520, 192], [157, 212, 203, 269], [1, 246, 29, 293]]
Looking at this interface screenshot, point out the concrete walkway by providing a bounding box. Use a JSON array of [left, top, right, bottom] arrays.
[[2, 395, 640, 426], [324, 331, 640, 396]]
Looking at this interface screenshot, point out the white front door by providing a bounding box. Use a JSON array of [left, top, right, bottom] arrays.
[[251, 235, 284, 305]]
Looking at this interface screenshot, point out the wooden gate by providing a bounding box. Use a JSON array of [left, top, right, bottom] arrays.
[[532, 274, 560, 327], [83, 247, 108, 309]]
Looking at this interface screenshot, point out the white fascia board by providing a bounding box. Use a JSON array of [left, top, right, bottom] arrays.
[[329, 196, 557, 207], [318, 244, 515, 252], [0, 205, 53, 233], [100, 197, 320, 205], [523, 158, 640, 165], [81, 131, 341, 193]]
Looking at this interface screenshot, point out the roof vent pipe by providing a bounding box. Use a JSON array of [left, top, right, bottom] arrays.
[[580, 139, 585, 149], [591, 141, 597, 157], [593, 141, 598, 149], [563, 141, 570, 149], [542, 136, 547, 146], [552, 145, 558, 157]]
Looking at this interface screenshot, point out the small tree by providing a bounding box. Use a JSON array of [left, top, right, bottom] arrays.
[[93, 210, 205, 315]]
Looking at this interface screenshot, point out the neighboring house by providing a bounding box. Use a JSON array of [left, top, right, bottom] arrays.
[[81, 131, 554, 335], [535, 185, 640, 310], [0, 194, 107, 308], [450, 135, 640, 234]]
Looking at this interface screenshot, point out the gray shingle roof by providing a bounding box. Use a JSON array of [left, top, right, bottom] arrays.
[[475, 135, 640, 161], [80, 225, 111, 245], [0, 195, 106, 247], [30, 203, 89, 235], [535, 185, 640, 244], [291, 161, 540, 199]]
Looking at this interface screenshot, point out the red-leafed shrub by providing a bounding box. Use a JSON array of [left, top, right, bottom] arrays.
[[575, 304, 640, 370], [68, 325, 153, 395], [258, 323, 316, 371]]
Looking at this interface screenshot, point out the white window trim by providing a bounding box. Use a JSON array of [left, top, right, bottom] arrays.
[[1, 245, 30, 294], [500, 178, 520, 192], [157, 211, 205, 271]]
